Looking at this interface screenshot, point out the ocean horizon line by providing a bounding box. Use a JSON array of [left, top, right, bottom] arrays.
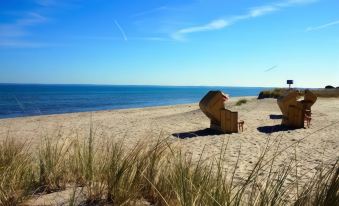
[[0, 82, 321, 89]]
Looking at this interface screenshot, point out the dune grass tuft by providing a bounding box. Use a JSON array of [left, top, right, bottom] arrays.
[[258, 88, 291, 99], [236, 99, 248, 106], [38, 136, 72, 193], [0, 131, 338, 206], [0, 137, 35, 206], [258, 88, 339, 99]]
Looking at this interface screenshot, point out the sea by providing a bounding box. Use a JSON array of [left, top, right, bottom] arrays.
[[0, 84, 267, 119]]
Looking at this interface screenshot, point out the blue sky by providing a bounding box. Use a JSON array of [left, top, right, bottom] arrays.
[[0, 0, 338, 88]]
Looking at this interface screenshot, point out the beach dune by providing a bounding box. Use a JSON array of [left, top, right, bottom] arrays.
[[1, 97, 338, 184]]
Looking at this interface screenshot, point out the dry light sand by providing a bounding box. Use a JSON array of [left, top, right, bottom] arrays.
[[0, 96, 338, 188]]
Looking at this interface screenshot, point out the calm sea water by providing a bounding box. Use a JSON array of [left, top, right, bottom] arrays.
[[0, 84, 266, 119]]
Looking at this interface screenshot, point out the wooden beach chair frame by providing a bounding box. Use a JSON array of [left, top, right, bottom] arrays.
[[277, 90, 317, 128], [200, 91, 243, 133]]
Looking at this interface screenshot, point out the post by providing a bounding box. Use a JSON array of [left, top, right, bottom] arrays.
[[287, 80, 293, 90]]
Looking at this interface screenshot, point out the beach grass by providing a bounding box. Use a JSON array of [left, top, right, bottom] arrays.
[[0, 137, 35, 206], [0, 131, 338, 206], [258, 88, 339, 99], [258, 88, 288, 99], [236, 99, 248, 106]]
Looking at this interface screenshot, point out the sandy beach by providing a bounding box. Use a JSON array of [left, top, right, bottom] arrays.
[[1, 96, 338, 184], [2, 1, 339, 204]]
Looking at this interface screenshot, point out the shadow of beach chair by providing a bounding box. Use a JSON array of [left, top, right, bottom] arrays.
[[277, 90, 317, 128], [199, 91, 243, 133]]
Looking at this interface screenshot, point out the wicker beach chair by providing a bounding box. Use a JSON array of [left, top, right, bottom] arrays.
[[199, 91, 243, 133], [277, 90, 317, 128]]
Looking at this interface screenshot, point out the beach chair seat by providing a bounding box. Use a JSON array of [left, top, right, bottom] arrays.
[[287, 105, 304, 128], [220, 109, 238, 133]]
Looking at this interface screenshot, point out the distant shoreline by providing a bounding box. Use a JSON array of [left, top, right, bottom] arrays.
[[0, 84, 264, 119], [0, 82, 329, 89], [0, 83, 279, 88], [0, 95, 257, 120]]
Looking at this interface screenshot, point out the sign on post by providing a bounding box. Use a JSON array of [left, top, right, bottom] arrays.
[[287, 80, 293, 89]]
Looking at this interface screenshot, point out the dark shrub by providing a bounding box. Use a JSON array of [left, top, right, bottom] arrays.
[[236, 99, 248, 106], [258, 88, 290, 99]]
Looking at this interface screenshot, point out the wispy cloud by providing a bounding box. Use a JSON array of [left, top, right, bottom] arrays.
[[172, 0, 317, 40], [130, 37, 171, 41], [171, 19, 230, 40], [74, 35, 171, 42], [0, 0, 81, 48], [0, 40, 52, 48], [248, 5, 278, 17], [35, 0, 82, 8], [17, 12, 47, 26], [306, 20, 339, 31], [0, 12, 47, 37], [0, 25, 25, 38], [132, 6, 168, 18], [114, 20, 128, 41], [35, 0, 57, 7]]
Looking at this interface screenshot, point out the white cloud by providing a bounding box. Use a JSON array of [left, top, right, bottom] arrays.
[[306, 20, 339, 31], [172, 19, 230, 40], [249, 6, 278, 17], [177, 19, 229, 34], [172, 0, 318, 40]]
